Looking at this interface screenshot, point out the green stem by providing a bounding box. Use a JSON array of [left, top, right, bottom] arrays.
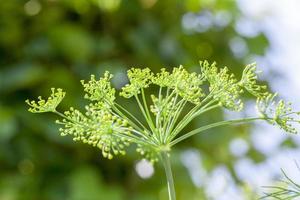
[[161, 151, 176, 200], [114, 102, 149, 131], [169, 103, 219, 140], [135, 95, 155, 132], [170, 117, 266, 146], [141, 89, 157, 134], [53, 110, 66, 118], [165, 99, 186, 142], [111, 105, 145, 133]]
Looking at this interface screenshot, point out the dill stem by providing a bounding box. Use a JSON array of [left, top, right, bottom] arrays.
[[170, 117, 265, 146], [161, 151, 176, 200]]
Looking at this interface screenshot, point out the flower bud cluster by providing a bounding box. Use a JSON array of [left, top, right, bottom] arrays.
[[152, 68, 172, 87], [240, 63, 269, 98], [170, 66, 204, 104], [257, 93, 300, 133], [120, 68, 153, 98], [200, 61, 243, 111], [81, 72, 115, 105], [56, 106, 131, 159], [26, 88, 65, 113], [153, 66, 204, 104]]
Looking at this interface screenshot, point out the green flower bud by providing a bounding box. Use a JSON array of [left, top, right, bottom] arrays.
[[120, 68, 153, 98], [26, 88, 65, 113], [200, 61, 243, 111], [240, 63, 269, 98], [257, 93, 300, 133], [81, 72, 115, 105]]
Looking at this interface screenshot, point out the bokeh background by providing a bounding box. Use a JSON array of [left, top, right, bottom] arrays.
[[1, 0, 300, 199]]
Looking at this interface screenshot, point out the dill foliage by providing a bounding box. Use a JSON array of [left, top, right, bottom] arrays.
[[261, 163, 300, 200]]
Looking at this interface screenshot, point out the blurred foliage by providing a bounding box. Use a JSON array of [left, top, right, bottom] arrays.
[[0, 0, 269, 199]]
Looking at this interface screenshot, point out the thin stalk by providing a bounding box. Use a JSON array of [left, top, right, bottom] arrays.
[[141, 89, 158, 137], [162, 93, 179, 142], [105, 99, 146, 133], [114, 102, 149, 131], [165, 99, 186, 142], [169, 103, 219, 140], [53, 110, 66, 118], [116, 132, 152, 146], [161, 151, 176, 200], [135, 95, 156, 132], [170, 117, 266, 146], [170, 97, 216, 138], [121, 128, 153, 142], [134, 95, 161, 144], [178, 89, 215, 123], [111, 105, 145, 133], [156, 87, 163, 132]]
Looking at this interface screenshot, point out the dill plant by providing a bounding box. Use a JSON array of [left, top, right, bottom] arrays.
[[261, 164, 300, 200], [26, 61, 300, 200]]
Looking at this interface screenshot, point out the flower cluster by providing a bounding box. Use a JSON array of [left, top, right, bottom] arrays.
[[25, 88, 65, 113], [120, 68, 153, 98], [152, 66, 204, 104], [152, 68, 172, 87], [239, 63, 269, 98], [170, 66, 204, 104], [56, 106, 131, 159], [200, 61, 244, 111], [256, 93, 300, 133], [81, 72, 115, 105]]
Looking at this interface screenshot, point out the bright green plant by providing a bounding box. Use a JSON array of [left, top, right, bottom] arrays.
[[261, 163, 300, 199], [26, 61, 300, 200]]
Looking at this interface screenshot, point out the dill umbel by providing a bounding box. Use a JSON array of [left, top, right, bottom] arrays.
[[27, 61, 300, 200]]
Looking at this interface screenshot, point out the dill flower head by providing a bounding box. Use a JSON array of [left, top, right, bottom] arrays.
[[26, 61, 300, 161]]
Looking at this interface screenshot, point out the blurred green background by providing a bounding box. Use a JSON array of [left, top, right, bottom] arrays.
[[0, 0, 279, 199]]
